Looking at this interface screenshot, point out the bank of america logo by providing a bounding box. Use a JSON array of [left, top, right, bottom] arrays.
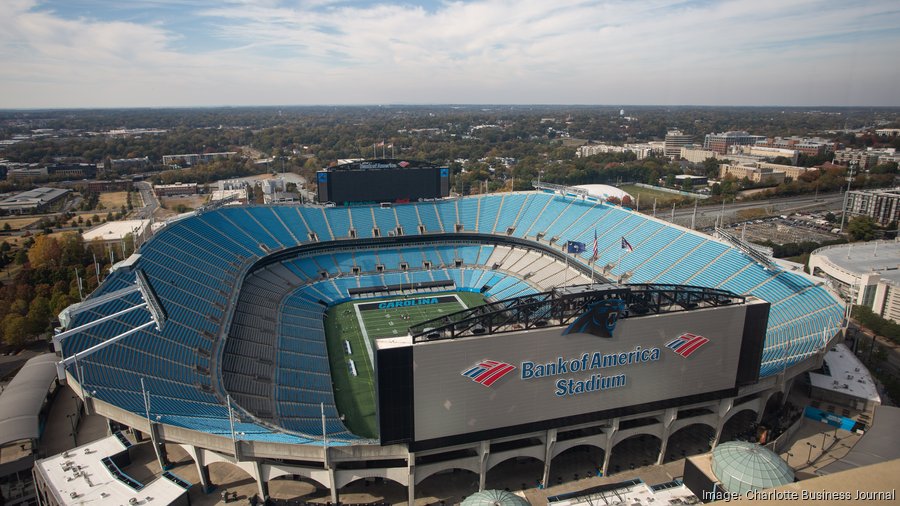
[[666, 333, 709, 358], [462, 360, 516, 387]]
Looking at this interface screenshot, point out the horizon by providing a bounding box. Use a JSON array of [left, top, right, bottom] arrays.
[[3, 0, 900, 109]]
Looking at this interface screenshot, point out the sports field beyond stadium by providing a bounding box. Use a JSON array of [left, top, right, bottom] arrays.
[[323, 291, 486, 438]]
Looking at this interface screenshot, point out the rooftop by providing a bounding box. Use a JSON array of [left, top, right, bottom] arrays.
[[34, 434, 188, 505], [813, 240, 900, 285], [82, 219, 150, 243], [809, 343, 881, 403]]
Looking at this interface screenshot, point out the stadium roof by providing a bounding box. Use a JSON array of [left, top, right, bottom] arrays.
[[0, 354, 58, 446]]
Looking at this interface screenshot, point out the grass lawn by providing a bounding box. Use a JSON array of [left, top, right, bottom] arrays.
[[99, 191, 131, 209], [324, 290, 485, 438], [0, 217, 41, 231], [617, 184, 687, 208]]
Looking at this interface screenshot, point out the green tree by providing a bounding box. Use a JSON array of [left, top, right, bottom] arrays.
[[847, 216, 878, 241], [2, 314, 28, 346], [665, 174, 676, 187], [26, 296, 52, 335]]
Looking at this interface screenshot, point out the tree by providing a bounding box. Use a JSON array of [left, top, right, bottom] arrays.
[[2, 314, 28, 346], [824, 212, 836, 223], [847, 216, 878, 241], [26, 296, 51, 335], [665, 174, 676, 187], [27, 235, 62, 269]]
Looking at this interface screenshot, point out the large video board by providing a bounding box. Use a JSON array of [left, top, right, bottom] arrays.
[[317, 162, 449, 204], [377, 300, 767, 449]]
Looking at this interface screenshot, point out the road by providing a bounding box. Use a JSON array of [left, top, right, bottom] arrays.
[[134, 181, 160, 220], [649, 191, 845, 229]]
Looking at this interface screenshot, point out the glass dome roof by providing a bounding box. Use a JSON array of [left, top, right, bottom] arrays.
[[711, 441, 794, 496], [461, 490, 531, 506]]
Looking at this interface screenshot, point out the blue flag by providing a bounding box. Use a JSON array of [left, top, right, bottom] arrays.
[[567, 241, 586, 254]]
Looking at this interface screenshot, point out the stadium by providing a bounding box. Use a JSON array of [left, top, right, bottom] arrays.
[[53, 168, 845, 503]]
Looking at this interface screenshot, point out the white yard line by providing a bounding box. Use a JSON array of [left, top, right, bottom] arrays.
[[353, 303, 376, 366]]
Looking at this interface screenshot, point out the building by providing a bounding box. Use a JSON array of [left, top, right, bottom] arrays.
[[210, 188, 248, 204], [736, 146, 799, 165], [756, 136, 834, 157], [33, 434, 190, 506], [0, 354, 60, 506], [46, 163, 97, 179], [577, 143, 656, 160], [51, 189, 843, 503], [105, 157, 150, 172], [153, 183, 197, 197], [87, 180, 132, 193], [844, 187, 900, 226], [809, 240, 900, 322], [161, 152, 237, 167], [703, 131, 766, 155], [718, 163, 785, 184], [6, 167, 48, 180], [875, 128, 900, 136], [664, 130, 692, 158], [82, 219, 151, 248], [833, 149, 882, 170], [808, 343, 880, 411], [679, 147, 719, 164], [0, 187, 71, 214], [675, 174, 708, 186]]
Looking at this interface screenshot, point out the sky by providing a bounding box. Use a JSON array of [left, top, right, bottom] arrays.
[[2, 0, 900, 108]]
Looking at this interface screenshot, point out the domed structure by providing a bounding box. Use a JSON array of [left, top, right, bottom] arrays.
[[461, 489, 531, 506], [711, 441, 794, 496], [572, 184, 633, 203]]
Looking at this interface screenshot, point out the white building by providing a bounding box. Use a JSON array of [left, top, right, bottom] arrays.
[[809, 240, 900, 323], [82, 219, 151, 248]]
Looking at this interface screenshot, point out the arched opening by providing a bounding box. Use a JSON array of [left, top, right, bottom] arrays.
[[416, 468, 479, 506], [664, 424, 715, 463], [720, 409, 759, 443], [339, 476, 407, 505], [608, 434, 661, 476], [267, 475, 330, 503], [206, 461, 257, 503], [547, 445, 604, 487], [485, 456, 543, 492], [759, 391, 802, 444]]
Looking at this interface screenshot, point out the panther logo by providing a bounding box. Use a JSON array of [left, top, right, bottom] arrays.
[[562, 299, 625, 338]]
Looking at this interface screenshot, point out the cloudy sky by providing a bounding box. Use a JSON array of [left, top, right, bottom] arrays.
[[2, 0, 900, 108]]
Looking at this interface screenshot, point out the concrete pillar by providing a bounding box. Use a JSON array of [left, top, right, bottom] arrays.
[[478, 440, 489, 491], [148, 422, 169, 470], [183, 446, 211, 492], [656, 434, 669, 466], [657, 408, 676, 465], [541, 428, 557, 487], [328, 467, 339, 504], [133, 429, 146, 442], [601, 420, 618, 477], [250, 461, 268, 500], [407, 452, 415, 506]]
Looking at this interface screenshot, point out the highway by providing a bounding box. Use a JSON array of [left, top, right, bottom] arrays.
[[646, 191, 845, 229]]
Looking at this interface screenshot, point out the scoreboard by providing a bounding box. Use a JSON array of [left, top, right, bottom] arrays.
[[317, 160, 450, 204]]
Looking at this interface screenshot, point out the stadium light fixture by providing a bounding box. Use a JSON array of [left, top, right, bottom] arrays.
[[55, 269, 168, 380]]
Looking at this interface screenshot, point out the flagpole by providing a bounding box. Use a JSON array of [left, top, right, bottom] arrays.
[[564, 245, 570, 287]]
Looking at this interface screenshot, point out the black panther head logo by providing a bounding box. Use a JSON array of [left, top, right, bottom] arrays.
[[562, 299, 625, 338]]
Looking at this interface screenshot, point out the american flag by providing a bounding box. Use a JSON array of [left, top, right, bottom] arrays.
[[461, 360, 516, 387], [591, 229, 599, 262], [621, 236, 634, 252], [666, 333, 709, 358]]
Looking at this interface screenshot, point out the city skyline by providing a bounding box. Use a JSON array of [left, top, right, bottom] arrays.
[[2, 0, 900, 108]]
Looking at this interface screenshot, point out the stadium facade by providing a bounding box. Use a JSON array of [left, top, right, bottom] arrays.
[[54, 189, 844, 503]]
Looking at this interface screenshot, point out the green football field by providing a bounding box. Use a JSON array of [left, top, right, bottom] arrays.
[[323, 291, 486, 439]]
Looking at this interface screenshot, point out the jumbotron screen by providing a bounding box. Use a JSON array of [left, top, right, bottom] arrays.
[[376, 298, 768, 450], [317, 160, 450, 204]]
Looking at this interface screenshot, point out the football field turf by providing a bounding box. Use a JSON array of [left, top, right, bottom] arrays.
[[324, 291, 485, 439]]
